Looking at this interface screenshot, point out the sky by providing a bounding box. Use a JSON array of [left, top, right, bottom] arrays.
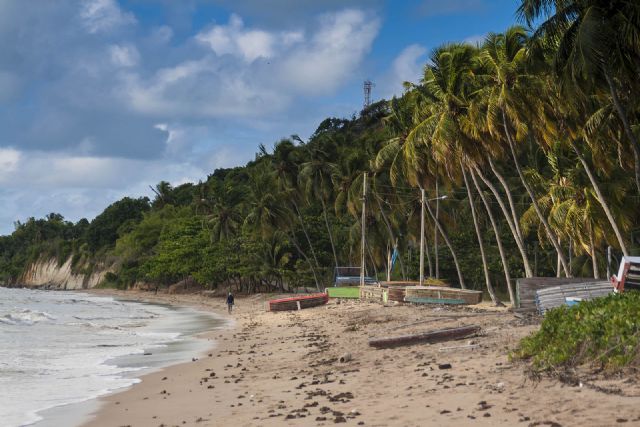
[[0, 0, 521, 235]]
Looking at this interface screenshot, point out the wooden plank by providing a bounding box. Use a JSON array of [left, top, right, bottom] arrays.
[[369, 325, 481, 349]]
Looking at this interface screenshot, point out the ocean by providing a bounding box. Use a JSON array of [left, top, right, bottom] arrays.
[[0, 287, 225, 427]]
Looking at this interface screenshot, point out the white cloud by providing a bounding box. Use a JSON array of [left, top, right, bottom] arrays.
[[280, 9, 380, 94], [123, 58, 289, 118], [80, 0, 136, 34], [109, 44, 140, 67], [0, 4, 382, 233], [0, 148, 21, 179], [196, 14, 279, 63], [378, 44, 427, 99], [392, 44, 427, 84], [150, 26, 174, 44]]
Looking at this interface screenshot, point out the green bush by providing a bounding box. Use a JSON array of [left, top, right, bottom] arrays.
[[513, 292, 640, 372]]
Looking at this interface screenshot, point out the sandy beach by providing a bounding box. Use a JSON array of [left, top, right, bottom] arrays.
[[79, 290, 640, 427]]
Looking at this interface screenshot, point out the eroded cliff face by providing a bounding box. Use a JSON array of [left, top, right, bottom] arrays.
[[19, 257, 108, 289]]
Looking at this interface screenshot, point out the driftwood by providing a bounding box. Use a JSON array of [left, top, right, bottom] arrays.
[[368, 325, 481, 349]]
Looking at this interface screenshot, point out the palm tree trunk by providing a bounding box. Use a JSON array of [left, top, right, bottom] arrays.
[[366, 242, 379, 279], [589, 222, 599, 279], [502, 109, 571, 277], [319, 196, 339, 269], [556, 246, 562, 277], [461, 163, 501, 305], [424, 195, 465, 289], [288, 231, 321, 291], [292, 200, 323, 269], [425, 231, 434, 278], [474, 164, 533, 277], [374, 196, 407, 279], [470, 168, 515, 305], [604, 69, 640, 194], [487, 156, 526, 245], [569, 139, 629, 256]]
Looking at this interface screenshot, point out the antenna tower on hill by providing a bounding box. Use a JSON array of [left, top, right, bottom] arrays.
[[363, 80, 375, 109]]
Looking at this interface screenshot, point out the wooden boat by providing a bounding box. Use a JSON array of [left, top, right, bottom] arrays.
[[515, 277, 604, 311], [610, 256, 640, 292], [387, 286, 407, 303], [267, 293, 329, 311], [535, 282, 611, 314], [359, 285, 385, 301], [404, 286, 482, 305]]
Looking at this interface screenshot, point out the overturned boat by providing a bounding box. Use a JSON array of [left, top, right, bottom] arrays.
[[267, 293, 329, 311]]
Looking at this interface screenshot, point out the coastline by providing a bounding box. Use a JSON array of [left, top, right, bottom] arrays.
[[31, 289, 232, 427], [75, 290, 640, 427]]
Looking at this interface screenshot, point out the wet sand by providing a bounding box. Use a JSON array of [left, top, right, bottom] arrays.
[[80, 290, 640, 427]]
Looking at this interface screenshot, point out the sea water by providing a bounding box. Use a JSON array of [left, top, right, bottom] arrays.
[[0, 287, 225, 427]]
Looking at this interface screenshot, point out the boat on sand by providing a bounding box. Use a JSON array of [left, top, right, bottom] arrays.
[[267, 293, 329, 311]]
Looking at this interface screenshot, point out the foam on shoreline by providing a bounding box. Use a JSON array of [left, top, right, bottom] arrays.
[[0, 288, 227, 427]]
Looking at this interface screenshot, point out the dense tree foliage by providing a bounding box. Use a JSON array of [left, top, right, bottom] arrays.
[[1, 2, 639, 302]]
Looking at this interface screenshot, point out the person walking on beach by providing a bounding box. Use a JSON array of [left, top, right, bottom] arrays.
[[226, 292, 234, 314]]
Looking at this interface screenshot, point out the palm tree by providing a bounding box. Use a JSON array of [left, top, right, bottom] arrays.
[[470, 168, 515, 304], [150, 181, 173, 208], [206, 181, 243, 242], [272, 139, 323, 273], [245, 163, 321, 290], [518, 0, 640, 192], [461, 162, 502, 304], [477, 26, 571, 276], [299, 140, 340, 269], [538, 76, 632, 256], [419, 43, 500, 299]]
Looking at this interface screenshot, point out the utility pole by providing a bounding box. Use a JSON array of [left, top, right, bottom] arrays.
[[360, 172, 368, 287], [419, 188, 425, 286]]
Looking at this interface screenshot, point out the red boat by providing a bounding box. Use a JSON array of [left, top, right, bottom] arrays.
[[267, 293, 329, 311]]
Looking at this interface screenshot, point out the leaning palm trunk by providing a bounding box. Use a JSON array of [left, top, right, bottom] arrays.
[[288, 231, 320, 291], [423, 195, 466, 289], [292, 200, 323, 271], [470, 169, 515, 305], [487, 156, 525, 245], [604, 70, 640, 194], [556, 240, 562, 278], [502, 109, 571, 277], [461, 164, 501, 305], [374, 196, 407, 279], [589, 222, 600, 279], [474, 165, 533, 277], [569, 139, 629, 256], [319, 196, 339, 269]]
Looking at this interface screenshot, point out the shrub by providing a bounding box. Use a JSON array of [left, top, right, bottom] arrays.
[[513, 292, 640, 373]]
